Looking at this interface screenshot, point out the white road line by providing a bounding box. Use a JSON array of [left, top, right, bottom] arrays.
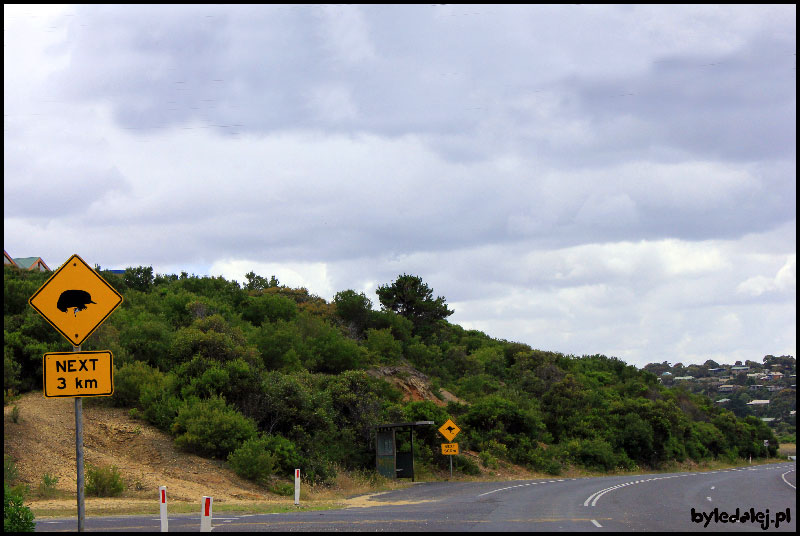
[[706, 497, 712, 502], [584, 473, 697, 506], [477, 478, 575, 497], [591, 519, 603, 528], [781, 470, 796, 490], [583, 465, 794, 508]]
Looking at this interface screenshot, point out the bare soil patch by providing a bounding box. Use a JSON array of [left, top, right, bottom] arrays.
[[4, 392, 277, 515]]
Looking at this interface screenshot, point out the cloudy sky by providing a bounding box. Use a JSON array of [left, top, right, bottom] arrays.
[[4, 4, 795, 368]]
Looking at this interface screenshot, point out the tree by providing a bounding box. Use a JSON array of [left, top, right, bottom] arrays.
[[376, 274, 453, 337], [244, 271, 279, 292], [124, 266, 154, 293], [333, 290, 373, 336]]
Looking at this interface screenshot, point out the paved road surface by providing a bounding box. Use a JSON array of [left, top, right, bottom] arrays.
[[36, 462, 795, 532]]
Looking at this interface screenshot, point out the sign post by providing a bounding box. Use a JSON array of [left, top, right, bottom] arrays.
[[159, 486, 168, 532], [200, 496, 213, 532], [29, 254, 123, 532], [294, 469, 300, 505], [74, 345, 85, 532], [438, 419, 461, 478]]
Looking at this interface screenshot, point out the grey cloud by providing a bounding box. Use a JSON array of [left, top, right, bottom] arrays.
[[571, 36, 796, 162], [48, 5, 795, 173]]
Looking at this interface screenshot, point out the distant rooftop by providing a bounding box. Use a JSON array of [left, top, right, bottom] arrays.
[[8, 255, 50, 271]]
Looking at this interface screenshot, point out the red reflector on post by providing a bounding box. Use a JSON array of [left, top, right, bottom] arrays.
[[204, 497, 211, 516], [161, 489, 166, 503]]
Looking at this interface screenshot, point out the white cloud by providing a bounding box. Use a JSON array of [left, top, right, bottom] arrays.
[[737, 255, 797, 297], [306, 84, 359, 122], [210, 259, 334, 300], [315, 5, 376, 65]]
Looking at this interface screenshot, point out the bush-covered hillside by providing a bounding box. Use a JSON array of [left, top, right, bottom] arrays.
[[4, 265, 779, 483]]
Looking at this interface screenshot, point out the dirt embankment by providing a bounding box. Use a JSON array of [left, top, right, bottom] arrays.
[[4, 392, 270, 511], [366, 365, 467, 407]]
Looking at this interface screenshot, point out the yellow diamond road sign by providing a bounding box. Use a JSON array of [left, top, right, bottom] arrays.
[[438, 419, 461, 442], [29, 254, 123, 346]]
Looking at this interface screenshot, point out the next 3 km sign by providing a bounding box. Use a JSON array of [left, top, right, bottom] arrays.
[[43, 351, 114, 398]]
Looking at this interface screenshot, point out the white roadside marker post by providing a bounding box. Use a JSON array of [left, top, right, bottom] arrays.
[[294, 469, 300, 506], [200, 496, 213, 532], [159, 486, 168, 532]]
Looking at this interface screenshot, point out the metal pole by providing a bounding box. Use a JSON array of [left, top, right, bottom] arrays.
[[74, 345, 85, 532], [449, 454, 453, 479], [410, 428, 415, 482]]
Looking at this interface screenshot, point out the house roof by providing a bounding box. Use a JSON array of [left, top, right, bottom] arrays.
[[12, 256, 50, 271], [4, 250, 17, 267]]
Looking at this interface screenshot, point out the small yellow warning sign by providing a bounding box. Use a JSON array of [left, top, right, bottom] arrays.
[[438, 418, 461, 442], [29, 254, 123, 346]]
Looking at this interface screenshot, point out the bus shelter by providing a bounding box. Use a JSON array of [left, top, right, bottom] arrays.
[[375, 421, 434, 482]]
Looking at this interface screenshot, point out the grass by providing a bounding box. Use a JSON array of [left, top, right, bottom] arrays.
[[30, 467, 414, 518], [31, 500, 345, 518]]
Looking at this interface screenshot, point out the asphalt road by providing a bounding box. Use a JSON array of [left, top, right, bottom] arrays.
[[35, 462, 795, 532]]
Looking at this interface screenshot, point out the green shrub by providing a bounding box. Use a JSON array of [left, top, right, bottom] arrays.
[[242, 294, 297, 326], [137, 376, 181, 432], [37, 473, 59, 498], [112, 360, 165, 408], [527, 447, 563, 475], [269, 481, 294, 496], [4, 456, 19, 485], [573, 438, 619, 472], [4, 483, 35, 532], [463, 396, 546, 454], [364, 328, 403, 363], [259, 435, 302, 475], [454, 455, 481, 475], [85, 465, 125, 497], [228, 436, 277, 484], [479, 451, 499, 469], [172, 396, 258, 458], [301, 452, 338, 485]]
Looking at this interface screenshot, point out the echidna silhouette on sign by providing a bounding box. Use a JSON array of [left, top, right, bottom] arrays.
[[57, 290, 96, 317]]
